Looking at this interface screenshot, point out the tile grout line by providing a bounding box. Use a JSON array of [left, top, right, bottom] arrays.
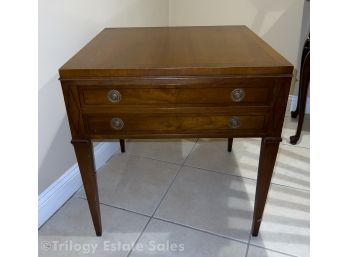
[[247, 243, 300, 257], [244, 227, 253, 257], [121, 150, 310, 193], [76, 197, 152, 218], [183, 164, 310, 192], [280, 141, 310, 149], [125, 152, 185, 166], [244, 242, 251, 256], [39, 194, 77, 229], [124, 139, 200, 166], [121, 139, 309, 192], [122, 140, 309, 191], [96, 138, 310, 192], [150, 138, 199, 217], [77, 197, 301, 257], [152, 216, 249, 245], [183, 163, 258, 180], [125, 138, 199, 257], [269, 181, 310, 192], [125, 217, 152, 257], [247, 135, 310, 149]]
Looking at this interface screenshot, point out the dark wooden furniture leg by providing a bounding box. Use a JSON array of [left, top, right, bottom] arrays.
[[252, 137, 281, 236], [71, 139, 102, 236], [291, 37, 310, 119], [228, 138, 233, 152], [290, 37, 310, 145], [290, 53, 310, 145], [120, 139, 125, 153]]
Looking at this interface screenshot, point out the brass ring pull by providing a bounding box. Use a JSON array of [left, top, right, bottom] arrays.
[[107, 90, 122, 103], [229, 116, 240, 129], [110, 117, 124, 130], [231, 88, 245, 102]]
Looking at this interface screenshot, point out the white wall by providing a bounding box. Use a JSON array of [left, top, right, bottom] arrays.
[[296, 0, 310, 96], [169, 0, 307, 94], [38, 0, 169, 193]]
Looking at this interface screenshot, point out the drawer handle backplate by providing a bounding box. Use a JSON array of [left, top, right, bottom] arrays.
[[110, 117, 124, 130], [229, 116, 240, 129], [107, 90, 122, 103], [231, 88, 245, 102]]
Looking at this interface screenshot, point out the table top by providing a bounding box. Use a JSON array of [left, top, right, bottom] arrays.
[[59, 26, 292, 78]]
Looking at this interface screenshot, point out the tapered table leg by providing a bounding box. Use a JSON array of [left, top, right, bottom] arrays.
[[251, 137, 281, 236], [120, 139, 125, 153], [71, 139, 102, 236], [227, 138, 233, 152]]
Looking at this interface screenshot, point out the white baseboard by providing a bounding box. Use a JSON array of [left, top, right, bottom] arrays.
[[289, 95, 310, 114], [38, 142, 120, 228]]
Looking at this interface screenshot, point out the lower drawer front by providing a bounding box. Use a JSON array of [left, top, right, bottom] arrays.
[[85, 114, 266, 134]]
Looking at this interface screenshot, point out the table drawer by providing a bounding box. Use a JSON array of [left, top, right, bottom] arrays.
[[80, 86, 273, 106], [84, 114, 266, 134]]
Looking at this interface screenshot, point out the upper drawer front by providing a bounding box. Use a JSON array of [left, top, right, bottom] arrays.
[[81, 87, 272, 106], [79, 76, 279, 106]]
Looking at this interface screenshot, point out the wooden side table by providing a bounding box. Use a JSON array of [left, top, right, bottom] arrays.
[[59, 26, 293, 237]]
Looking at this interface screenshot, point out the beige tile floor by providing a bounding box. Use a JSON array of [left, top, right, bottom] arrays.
[[39, 113, 309, 257]]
